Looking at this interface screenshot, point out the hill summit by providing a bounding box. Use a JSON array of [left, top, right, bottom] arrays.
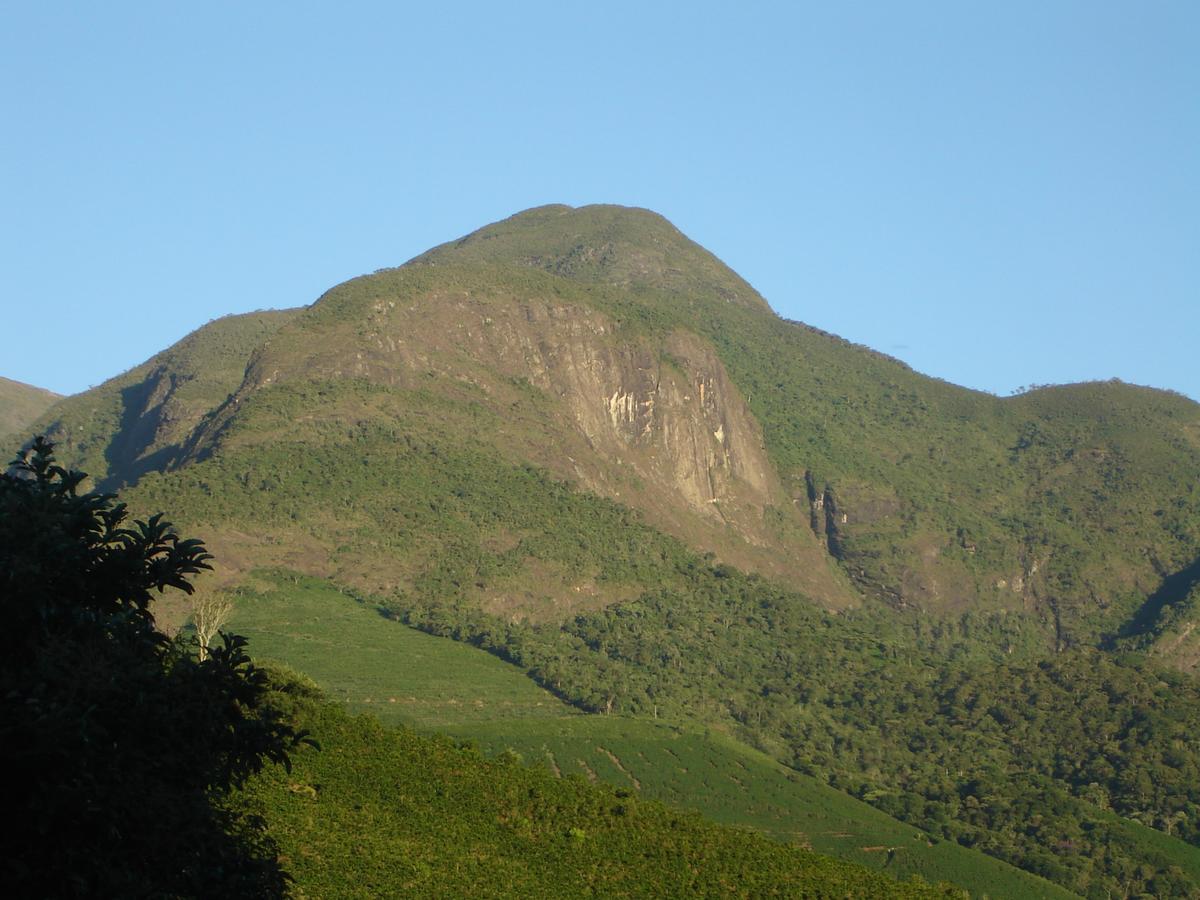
[[412, 204, 773, 313]]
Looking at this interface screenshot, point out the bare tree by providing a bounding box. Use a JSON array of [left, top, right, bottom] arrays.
[[191, 591, 234, 661]]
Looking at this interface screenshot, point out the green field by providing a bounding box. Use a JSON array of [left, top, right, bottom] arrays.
[[238, 697, 956, 899], [452, 716, 1075, 896], [228, 572, 571, 728], [226, 572, 1074, 898]]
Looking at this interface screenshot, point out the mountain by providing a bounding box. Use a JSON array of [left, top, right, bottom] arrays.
[[25, 205, 1200, 646], [12, 204, 1200, 896], [406, 206, 1200, 648], [0, 376, 61, 443]]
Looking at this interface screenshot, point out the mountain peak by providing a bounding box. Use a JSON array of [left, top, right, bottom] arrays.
[[411, 204, 773, 314]]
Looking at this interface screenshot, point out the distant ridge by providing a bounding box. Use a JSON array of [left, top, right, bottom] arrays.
[[22, 309, 302, 488], [0, 376, 61, 443]]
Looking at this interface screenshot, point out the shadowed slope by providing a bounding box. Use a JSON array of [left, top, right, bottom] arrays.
[[19, 309, 302, 489]]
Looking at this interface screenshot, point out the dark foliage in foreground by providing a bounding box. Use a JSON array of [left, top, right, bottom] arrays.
[[0, 438, 308, 897]]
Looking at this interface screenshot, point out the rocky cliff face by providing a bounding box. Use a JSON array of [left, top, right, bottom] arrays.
[[191, 277, 852, 608]]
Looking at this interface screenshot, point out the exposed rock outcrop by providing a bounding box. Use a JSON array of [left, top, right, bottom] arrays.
[[192, 284, 852, 608]]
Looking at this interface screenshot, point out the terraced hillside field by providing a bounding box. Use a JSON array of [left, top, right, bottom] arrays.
[[226, 572, 1074, 898]]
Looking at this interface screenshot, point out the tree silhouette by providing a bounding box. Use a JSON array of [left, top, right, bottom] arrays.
[[0, 437, 308, 897]]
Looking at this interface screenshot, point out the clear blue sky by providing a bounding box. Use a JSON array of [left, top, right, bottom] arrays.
[[2, 2, 1196, 400]]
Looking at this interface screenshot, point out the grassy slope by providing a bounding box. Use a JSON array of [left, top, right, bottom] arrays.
[[410, 202, 774, 314], [227, 573, 1074, 899], [239, 696, 957, 899], [0, 375, 60, 444], [228, 571, 572, 728]]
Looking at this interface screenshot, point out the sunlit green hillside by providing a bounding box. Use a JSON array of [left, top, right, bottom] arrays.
[[228, 573, 1070, 898], [237, 685, 960, 899]]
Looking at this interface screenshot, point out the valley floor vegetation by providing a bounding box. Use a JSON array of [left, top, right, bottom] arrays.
[[236, 667, 960, 898], [396, 564, 1200, 898], [226, 571, 1076, 899]]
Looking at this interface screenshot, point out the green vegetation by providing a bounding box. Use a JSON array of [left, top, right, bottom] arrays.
[[398, 561, 1200, 898], [1, 445, 949, 899], [412, 202, 775, 314], [129, 379, 704, 611], [227, 571, 573, 727], [461, 719, 1073, 898], [236, 674, 959, 899], [0, 374, 60, 443], [23, 308, 300, 488], [20, 204, 1200, 896], [228, 572, 1071, 898]]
